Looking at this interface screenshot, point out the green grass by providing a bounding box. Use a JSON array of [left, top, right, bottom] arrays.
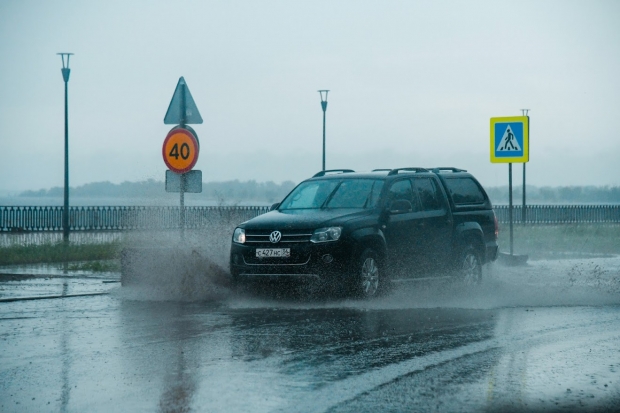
[[498, 224, 620, 259], [0, 241, 122, 266], [66, 260, 121, 272]]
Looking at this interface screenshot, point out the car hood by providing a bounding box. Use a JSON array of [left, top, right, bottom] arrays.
[[240, 209, 372, 231]]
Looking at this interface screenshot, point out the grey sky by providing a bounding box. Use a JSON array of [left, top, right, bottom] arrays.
[[1, 0, 619, 193]]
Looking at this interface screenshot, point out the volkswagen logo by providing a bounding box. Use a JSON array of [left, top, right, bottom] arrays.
[[269, 231, 282, 244]]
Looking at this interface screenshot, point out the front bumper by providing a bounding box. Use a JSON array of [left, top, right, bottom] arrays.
[[229, 240, 352, 281]]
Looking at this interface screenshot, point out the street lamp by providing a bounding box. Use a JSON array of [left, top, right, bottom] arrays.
[[318, 90, 329, 171], [58, 53, 73, 242]]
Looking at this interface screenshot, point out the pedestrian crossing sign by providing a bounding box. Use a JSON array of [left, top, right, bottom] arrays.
[[490, 116, 529, 163]]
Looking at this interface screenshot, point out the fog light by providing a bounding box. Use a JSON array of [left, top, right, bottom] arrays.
[[233, 254, 240, 264], [322, 254, 334, 263]]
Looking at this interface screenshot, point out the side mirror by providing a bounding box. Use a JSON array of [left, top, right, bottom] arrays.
[[389, 199, 413, 214], [270, 202, 280, 211]]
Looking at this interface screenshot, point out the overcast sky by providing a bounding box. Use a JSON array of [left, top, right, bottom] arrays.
[[1, 0, 619, 194]]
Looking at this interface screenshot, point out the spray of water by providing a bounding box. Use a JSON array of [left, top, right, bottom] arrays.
[[228, 256, 620, 311], [362, 257, 620, 311], [114, 209, 620, 309], [116, 217, 237, 302]]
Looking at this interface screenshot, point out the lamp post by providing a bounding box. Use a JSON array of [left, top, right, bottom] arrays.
[[318, 90, 329, 171], [58, 53, 73, 242], [521, 108, 529, 225]]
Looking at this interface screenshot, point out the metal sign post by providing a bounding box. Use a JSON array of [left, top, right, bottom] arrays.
[[490, 115, 529, 261], [163, 77, 203, 240], [179, 173, 186, 237], [522, 162, 526, 224], [520, 109, 530, 225], [508, 163, 513, 255]]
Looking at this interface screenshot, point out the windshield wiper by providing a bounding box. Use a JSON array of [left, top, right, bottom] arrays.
[[320, 181, 343, 209]]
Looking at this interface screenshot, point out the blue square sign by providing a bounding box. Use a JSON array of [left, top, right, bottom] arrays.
[[490, 116, 529, 163]]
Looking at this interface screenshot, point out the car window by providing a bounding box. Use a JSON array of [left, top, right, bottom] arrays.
[[279, 179, 384, 210], [414, 178, 443, 211], [325, 179, 384, 209], [387, 179, 420, 211], [443, 177, 486, 205], [279, 180, 339, 209]]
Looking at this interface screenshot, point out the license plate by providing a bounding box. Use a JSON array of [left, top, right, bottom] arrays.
[[256, 248, 290, 258]]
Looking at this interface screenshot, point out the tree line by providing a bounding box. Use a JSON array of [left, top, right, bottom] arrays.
[[485, 185, 620, 205], [19, 180, 297, 204], [19, 180, 620, 204]]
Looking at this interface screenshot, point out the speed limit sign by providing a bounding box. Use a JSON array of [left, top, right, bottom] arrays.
[[162, 127, 199, 174]]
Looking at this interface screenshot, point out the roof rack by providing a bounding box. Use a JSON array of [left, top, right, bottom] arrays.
[[430, 167, 467, 173], [387, 167, 429, 176], [312, 169, 355, 178], [371, 169, 392, 172]]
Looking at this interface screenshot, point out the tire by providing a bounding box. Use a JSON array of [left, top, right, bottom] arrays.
[[457, 245, 482, 286], [353, 248, 381, 298]]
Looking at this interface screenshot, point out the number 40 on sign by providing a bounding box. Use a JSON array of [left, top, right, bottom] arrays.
[[162, 127, 200, 174]]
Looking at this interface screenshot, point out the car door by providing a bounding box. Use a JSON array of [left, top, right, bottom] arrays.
[[381, 178, 425, 278], [412, 176, 453, 273]]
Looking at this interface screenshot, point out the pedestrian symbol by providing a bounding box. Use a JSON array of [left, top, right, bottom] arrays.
[[490, 116, 529, 163], [497, 125, 522, 152]]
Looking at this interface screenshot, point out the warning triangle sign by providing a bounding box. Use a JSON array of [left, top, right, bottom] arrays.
[[164, 77, 203, 125], [496, 125, 521, 152]]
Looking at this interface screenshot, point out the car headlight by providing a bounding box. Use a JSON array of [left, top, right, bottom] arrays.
[[233, 228, 246, 244], [310, 226, 342, 243]]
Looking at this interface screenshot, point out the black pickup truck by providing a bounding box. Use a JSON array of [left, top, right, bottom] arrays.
[[230, 167, 499, 297]]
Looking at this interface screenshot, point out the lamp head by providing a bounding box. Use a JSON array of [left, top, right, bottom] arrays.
[[57, 53, 74, 69], [57, 53, 74, 82]]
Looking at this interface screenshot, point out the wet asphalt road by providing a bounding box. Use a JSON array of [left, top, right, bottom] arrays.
[[1, 258, 620, 413]]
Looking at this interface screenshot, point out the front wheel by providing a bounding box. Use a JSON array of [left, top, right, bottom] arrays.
[[353, 249, 381, 298], [457, 245, 482, 286]]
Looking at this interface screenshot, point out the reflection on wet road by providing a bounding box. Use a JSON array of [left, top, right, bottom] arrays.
[[1, 260, 620, 412]]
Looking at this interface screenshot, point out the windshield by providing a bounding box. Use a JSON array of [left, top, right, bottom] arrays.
[[279, 179, 384, 210]]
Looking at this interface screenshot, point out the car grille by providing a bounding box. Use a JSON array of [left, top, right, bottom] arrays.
[[245, 230, 312, 245], [241, 230, 313, 265], [242, 254, 311, 266]]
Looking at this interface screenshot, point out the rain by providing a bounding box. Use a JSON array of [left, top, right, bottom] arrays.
[[1, 1, 620, 412]]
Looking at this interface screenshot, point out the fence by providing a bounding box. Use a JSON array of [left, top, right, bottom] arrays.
[[1, 205, 619, 232], [492, 205, 620, 224], [0, 206, 269, 232]]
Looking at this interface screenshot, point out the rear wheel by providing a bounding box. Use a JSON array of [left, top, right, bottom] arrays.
[[354, 249, 381, 298], [457, 245, 482, 286]]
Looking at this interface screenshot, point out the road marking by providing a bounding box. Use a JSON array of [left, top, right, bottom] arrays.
[[0, 292, 109, 303], [300, 316, 620, 413]]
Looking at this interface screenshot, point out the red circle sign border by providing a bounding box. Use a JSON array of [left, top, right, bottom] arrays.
[[162, 127, 200, 174]]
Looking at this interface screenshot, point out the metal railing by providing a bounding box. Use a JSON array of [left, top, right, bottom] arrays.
[[493, 205, 620, 224], [1, 205, 619, 232], [0, 206, 270, 232]]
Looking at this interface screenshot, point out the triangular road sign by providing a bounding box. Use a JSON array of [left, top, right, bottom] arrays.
[[496, 125, 521, 152], [164, 77, 203, 125]]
